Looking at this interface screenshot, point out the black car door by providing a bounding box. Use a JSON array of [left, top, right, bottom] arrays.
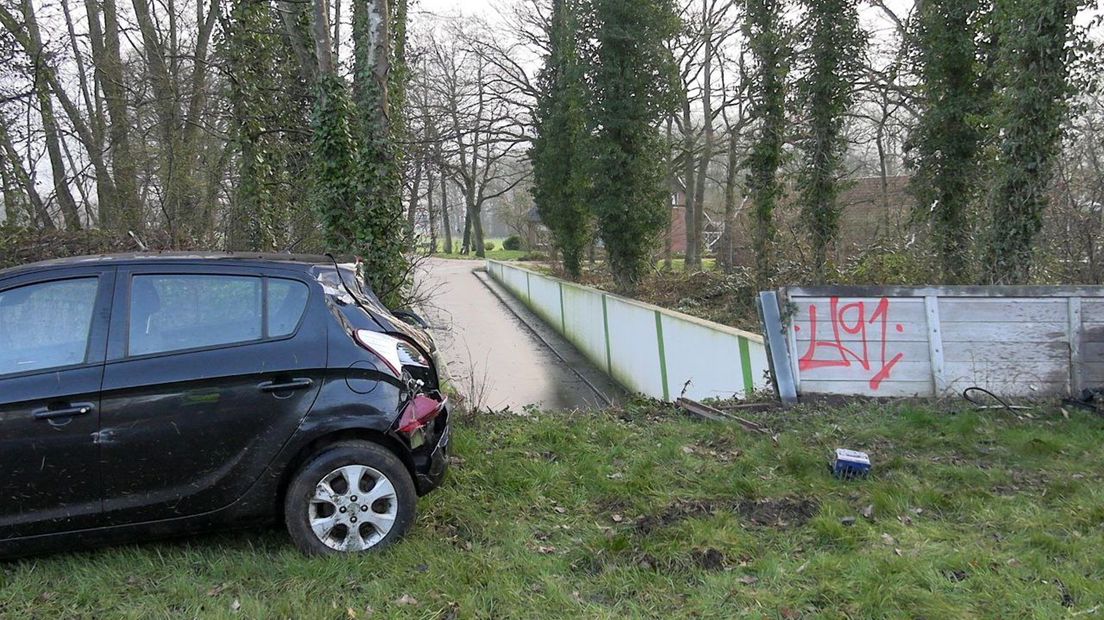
[[99, 266, 326, 524], [0, 268, 114, 539]]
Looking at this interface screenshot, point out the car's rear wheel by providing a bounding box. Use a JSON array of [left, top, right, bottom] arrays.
[[284, 441, 416, 555]]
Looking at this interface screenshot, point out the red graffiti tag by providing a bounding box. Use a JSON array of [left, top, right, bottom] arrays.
[[797, 297, 904, 391]]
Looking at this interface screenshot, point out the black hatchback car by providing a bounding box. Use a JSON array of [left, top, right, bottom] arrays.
[[0, 253, 449, 557]]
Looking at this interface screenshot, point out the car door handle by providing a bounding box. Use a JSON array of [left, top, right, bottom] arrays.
[[258, 378, 314, 393], [33, 403, 96, 421]]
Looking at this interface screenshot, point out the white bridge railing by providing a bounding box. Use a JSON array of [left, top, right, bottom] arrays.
[[487, 261, 769, 402]]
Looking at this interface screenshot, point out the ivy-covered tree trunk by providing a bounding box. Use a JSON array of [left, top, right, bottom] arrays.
[[350, 0, 408, 305], [1, 156, 24, 225], [796, 0, 863, 283], [310, 0, 360, 263], [390, 0, 410, 164], [743, 0, 789, 290], [311, 72, 361, 255], [984, 0, 1078, 284], [910, 0, 989, 284], [586, 0, 681, 292], [227, 0, 278, 250], [531, 0, 592, 279]]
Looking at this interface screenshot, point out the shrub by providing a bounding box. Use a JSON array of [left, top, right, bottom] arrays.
[[484, 241, 496, 251], [0, 226, 168, 270], [503, 235, 523, 251], [839, 243, 940, 286]]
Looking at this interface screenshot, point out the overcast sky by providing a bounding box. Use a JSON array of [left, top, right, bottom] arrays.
[[411, 0, 923, 46], [415, 0, 498, 20]]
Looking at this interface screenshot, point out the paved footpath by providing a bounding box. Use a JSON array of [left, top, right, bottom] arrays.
[[414, 258, 621, 411]]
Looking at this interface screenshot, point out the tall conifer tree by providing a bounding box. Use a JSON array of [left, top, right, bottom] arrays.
[[586, 0, 681, 292], [531, 0, 591, 278]]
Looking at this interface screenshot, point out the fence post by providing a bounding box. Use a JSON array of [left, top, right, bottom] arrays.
[[1069, 297, 1083, 395], [758, 291, 797, 404], [924, 296, 946, 395]]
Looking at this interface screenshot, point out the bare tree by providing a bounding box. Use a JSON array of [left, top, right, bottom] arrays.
[[671, 0, 742, 270], [423, 20, 530, 258]]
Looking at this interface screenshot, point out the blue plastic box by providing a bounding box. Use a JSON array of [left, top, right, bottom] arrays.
[[834, 448, 871, 479]]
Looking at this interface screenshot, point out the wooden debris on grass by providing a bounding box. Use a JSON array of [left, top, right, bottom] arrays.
[[676, 398, 775, 441]]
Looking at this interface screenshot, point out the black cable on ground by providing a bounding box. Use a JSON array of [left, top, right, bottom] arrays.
[[962, 386, 1020, 415]]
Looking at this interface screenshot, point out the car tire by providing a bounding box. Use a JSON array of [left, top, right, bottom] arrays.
[[284, 440, 416, 555]]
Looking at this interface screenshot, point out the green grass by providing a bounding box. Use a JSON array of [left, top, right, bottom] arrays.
[[3, 401, 1104, 618], [655, 257, 718, 271], [430, 238, 529, 262]]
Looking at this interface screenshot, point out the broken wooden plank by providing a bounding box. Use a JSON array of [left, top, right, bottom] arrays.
[[677, 397, 769, 435]]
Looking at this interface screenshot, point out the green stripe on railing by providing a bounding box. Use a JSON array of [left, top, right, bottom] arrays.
[[738, 336, 754, 395], [655, 311, 670, 401], [558, 282, 565, 332], [602, 294, 612, 374]]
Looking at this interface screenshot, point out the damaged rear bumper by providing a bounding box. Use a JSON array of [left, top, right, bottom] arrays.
[[412, 406, 450, 495]]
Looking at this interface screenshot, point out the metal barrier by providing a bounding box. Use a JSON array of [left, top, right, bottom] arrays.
[[762, 286, 1104, 400], [486, 261, 770, 401]]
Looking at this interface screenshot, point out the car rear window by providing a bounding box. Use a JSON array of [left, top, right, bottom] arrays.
[[0, 278, 99, 376], [130, 275, 263, 356], [128, 275, 311, 357], [267, 279, 309, 337]]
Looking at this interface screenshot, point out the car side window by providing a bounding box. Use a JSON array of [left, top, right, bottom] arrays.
[[0, 278, 99, 376], [129, 275, 262, 356], [267, 278, 309, 338]]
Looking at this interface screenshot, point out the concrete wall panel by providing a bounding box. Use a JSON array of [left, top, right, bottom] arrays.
[[782, 287, 1104, 398], [561, 283, 609, 373], [488, 261, 768, 402], [604, 296, 666, 399]]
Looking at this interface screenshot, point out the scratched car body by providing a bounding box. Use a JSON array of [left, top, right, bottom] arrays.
[[0, 253, 449, 557]]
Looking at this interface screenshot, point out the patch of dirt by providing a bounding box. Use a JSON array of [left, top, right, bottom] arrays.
[[631, 547, 729, 572], [690, 548, 727, 571], [944, 569, 969, 582], [570, 554, 606, 576], [737, 498, 819, 528], [990, 469, 1051, 496], [635, 497, 819, 535], [682, 439, 742, 462], [595, 496, 633, 516], [635, 499, 721, 535]]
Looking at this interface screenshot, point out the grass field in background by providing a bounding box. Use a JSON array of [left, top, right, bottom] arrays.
[[655, 257, 718, 271], [2, 400, 1102, 617], [430, 238, 530, 262]]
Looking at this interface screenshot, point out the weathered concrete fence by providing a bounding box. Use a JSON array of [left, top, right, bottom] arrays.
[[486, 261, 770, 401], [763, 286, 1104, 399]]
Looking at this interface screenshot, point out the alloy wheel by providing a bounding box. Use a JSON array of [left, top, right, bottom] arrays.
[[308, 464, 398, 552]]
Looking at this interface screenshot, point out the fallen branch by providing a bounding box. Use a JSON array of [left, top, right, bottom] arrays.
[[715, 402, 776, 413], [677, 397, 773, 439]]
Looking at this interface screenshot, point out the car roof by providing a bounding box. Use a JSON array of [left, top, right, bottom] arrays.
[[0, 252, 355, 278]]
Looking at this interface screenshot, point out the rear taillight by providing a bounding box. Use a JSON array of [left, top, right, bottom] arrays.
[[398, 394, 446, 434], [354, 329, 429, 377]]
